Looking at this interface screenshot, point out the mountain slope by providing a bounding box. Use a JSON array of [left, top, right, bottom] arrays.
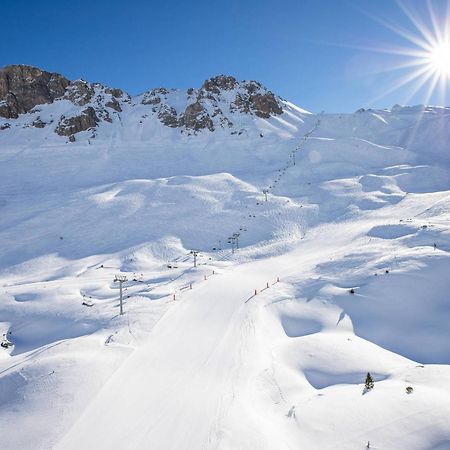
[[0, 65, 450, 450]]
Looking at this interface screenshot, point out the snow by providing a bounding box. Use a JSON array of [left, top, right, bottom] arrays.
[[0, 96, 450, 449]]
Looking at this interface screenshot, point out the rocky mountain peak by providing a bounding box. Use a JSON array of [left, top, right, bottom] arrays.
[[0, 65, 70, 118], [140, 74, 284, 134], [201, 75, 238, 93], [0, 65, 287, 141]]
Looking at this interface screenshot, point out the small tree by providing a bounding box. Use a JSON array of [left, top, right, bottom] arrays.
[[365, 372, 374, 390]]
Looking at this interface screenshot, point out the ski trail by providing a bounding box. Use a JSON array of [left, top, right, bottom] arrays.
[[55, 216, 360, 450], [55, 261, 275, 450]]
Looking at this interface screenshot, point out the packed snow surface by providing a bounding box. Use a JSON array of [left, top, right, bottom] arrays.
[[1, 101, 450, 449]]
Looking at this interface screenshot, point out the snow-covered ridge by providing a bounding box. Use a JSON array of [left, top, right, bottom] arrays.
[[0, 65, 291, 142]]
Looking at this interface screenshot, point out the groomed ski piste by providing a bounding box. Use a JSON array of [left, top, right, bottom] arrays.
[[1, 97, 450, 449]]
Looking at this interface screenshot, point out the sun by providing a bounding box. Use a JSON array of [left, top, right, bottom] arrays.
[[359, 0, 450, 106], [427, 41, 450, 77]]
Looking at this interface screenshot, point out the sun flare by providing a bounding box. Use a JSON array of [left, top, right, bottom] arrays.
[[427, 41, 450, 77], [362, 0, 450, 105]]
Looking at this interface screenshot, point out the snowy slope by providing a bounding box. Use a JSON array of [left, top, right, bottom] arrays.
[[0, 71, 450, 450]]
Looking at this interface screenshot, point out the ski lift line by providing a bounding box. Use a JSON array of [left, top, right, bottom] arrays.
[[213, 119, 320, 262], [5, 119, 321, 340], [3, 272, 127, 291], [2, 271, 156, 337]]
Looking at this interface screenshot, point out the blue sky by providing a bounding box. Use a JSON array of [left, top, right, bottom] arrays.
[[2, 0, 449, 112]]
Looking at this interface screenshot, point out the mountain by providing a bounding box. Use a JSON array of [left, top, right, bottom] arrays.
[[0, 65, 294, 141], [1, 65, 450, 450]]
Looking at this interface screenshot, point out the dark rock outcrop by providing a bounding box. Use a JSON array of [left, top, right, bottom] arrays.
[[179, 101, 214, 132], [105, 87, 125, 98], [0, 65, 129, 137], [250, 92, 283, 118], [32, 117, 46, 128], [105, 98, 122, 112], [141, 88, 169, 105], [64, 80, 94, 106], [0, 65, 70, 118], [55, 107, 99, 136], [202, 75, 237, 94], [231, 81, 282, 118], [158, 105, 178, 128]]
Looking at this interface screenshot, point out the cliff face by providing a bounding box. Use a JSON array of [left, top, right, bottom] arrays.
[[0, 65, 286, 141], [0, 65, 70, 118]]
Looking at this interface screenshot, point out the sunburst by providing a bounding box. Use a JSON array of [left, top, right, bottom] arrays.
[[360, 0, 450, 106]]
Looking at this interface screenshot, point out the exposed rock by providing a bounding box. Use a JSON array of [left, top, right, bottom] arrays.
[[0, 65, 70, 118], [0, 95, 20, 119], [142, 95, 161, 106], [244, 80, 262, 94], [69, 134, 76, 142], [64, 80, 94, 106], [202, 75, 237, 94], [0, 122, 10, 130], [158, 105, 178, 128], [32, 117, 46, 128], [220, 116, 233, 128], [250, 92, 283, 118], [142, 88, 169, 105], [55, 107, 99, 136], [232, 93, 251, 114], [98, 108, 112, 123], [231, 83, 282, 119], [105, 87, 124, 98], [105, 98, 122, 112], [179, 101, 214, 132]]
